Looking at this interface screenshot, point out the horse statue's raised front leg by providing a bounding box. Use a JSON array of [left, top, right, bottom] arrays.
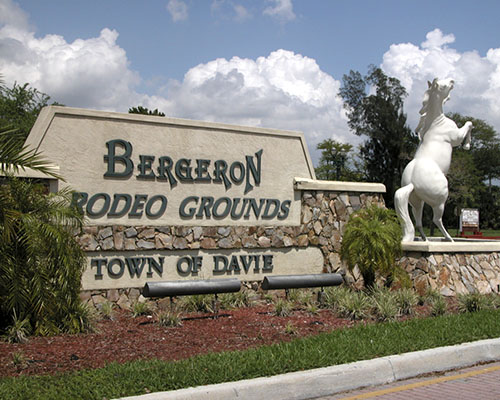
[[461, 121, 473, 150]]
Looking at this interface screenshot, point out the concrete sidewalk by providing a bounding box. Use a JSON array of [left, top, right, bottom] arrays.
[[118, 337, 500, 400]]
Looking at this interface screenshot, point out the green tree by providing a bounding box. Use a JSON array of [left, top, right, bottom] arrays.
[[0, 82, 50, 139], [434, 114, 500, 230], [339, 66, 418, 207], [341, 205, 402, 288], [315, 139, 359, 181], [128, 106, 165, 116], [0, 79, 90, 337], [0, 179, 88, 336], [448, 113, 500, 188]]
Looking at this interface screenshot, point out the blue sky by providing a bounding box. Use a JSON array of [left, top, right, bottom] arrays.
[[2, 0, 500, 163]]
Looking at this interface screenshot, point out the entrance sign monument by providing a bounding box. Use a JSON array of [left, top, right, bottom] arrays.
[[395, 78, 473, 242], [26, 106, 377, 291], [19, 100, 500, 297]]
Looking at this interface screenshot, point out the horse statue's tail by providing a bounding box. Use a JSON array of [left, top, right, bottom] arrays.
[[394, 183, 415, 242]]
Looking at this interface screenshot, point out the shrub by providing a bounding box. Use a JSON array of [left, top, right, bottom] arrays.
[[4, 311, 30, 343], [11, 351, 27, 369], [337, 291, 371, 320], [322, 286, 351, 312], [219, 291, 251, 309], [371, 287, 398, 321], [283, 321, 297, 335], [132, 301, 152, 317], [99, 301, 115, 320], [157, 311, 183, 327], [179, 294, 215, 313], [340, 205, 402, 288], [288, 289, 313, 307], [395, 288, 418, 316], [458, 292, 489, 313], [306, 302, 320, 315], [419, 288, 442, 306], [274, 298, 293, 317], [430, 294, 447, 316], [0, 178, 87, 336]]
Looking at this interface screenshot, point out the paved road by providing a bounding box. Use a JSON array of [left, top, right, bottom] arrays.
[[316, 361, 500, 400]]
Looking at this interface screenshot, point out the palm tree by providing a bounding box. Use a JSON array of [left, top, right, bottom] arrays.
[[0, 178, 87, 335], [341, 205, 402, 288], [0, 85, 89, 336]]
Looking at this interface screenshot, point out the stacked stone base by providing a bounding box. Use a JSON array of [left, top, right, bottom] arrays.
[[399, 252, 500, 296], [80, 252, 500, 309]]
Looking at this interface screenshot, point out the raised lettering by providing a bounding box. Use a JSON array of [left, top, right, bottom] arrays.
[[137, 155, 156, 179], [108, 193, 132, 217], [104, 139, 134, 178], [179, 196, 199, 218], [244, 149, 262, 194]]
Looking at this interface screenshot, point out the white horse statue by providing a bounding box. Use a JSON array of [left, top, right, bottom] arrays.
[[395, 78, 473, 242]]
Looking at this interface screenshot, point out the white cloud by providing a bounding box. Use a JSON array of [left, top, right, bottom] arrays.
[[211, 1, 252, 22], [0, 0, 350, 164], [263, 0, 295, 22], [0, 1, 141, 110], [166, 0, 188, 22], [0, 0, 29, 30], [145, 50, 351, 162], [382, 28, 500, 133], [233, 4, 251, 21]]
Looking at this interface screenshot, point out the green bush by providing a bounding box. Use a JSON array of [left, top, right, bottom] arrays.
[[458, 292, 490, 313], [0, 178, 88, 336], [287, 289, 313, 307], [337, 291, 371, 320], [430, 294, 447, 316], [340, 205, 402, 288], [219, 291, 252, 309], [179, 294, 215, 313], [370, 287, 398, 321], [273, 298, 293, 317], [131, 301, 152, 317], [394, 288, 418, 316], [157, 310, 182, 327], [322, 286, 351, 311]]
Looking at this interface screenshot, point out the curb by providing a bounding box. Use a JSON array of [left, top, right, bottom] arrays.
[[118, 337, 500, 400]]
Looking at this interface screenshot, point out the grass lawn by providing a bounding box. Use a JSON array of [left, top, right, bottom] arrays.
[[1, 309, 500, 400]]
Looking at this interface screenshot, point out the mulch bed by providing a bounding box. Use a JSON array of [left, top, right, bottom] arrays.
[[0, 301, 441, 378]]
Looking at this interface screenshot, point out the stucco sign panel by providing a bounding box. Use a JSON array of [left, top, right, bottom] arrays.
[[26, 107, 315, 226]]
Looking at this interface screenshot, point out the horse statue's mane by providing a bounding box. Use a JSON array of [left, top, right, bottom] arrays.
[[415, 78, 452, 141]]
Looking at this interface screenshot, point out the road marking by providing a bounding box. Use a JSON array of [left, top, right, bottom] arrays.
[[339, 365, 500, 399]]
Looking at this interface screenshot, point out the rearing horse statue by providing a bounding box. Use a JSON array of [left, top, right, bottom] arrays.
[[395, 78, 473, 242]]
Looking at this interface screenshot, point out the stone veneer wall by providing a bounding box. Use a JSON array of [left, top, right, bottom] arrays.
[[78, 188, 500, 310], [399, 252, 500, 296], [78, 190, 385, 309]]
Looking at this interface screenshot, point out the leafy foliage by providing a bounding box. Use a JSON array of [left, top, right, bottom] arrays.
[[439, 113, 500, 229], [337, 290, 371, 320], [339, 66, 418, 207], [394, 288, 418, 316], [0, 82, 50, 139], [458, 292, 490, 313], [273, 298, 293, 317], [0, 126, 60, 179], [131, 301, 153, 317], [128, 106, 165, 116], [0, 178, 87, 335], [157, 310, 183, 327], [340, 205, 402, 288], [315, 139, 362, 181]]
